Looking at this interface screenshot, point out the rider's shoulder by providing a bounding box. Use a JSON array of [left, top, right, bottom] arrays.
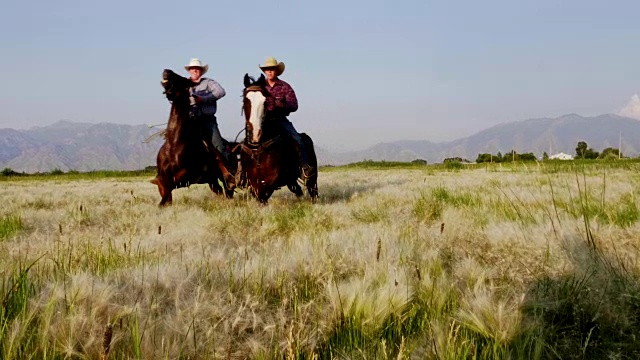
[[199, 77, 221, 84], [276, 79, 294, 88]]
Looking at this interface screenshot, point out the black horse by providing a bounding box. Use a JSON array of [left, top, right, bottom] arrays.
[[151, 69, 236, 206], [237, 74, 318, 204]]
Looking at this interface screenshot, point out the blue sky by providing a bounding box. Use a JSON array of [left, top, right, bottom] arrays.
[[1, 0, 639, 151]]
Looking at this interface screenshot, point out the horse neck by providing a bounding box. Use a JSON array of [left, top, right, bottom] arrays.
[[166, 101, 193, 144], [261, 117, 281, 141]]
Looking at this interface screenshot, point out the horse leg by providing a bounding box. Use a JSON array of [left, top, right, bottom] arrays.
[[156, 168, 185, 207], [287, 182, 303, 198], [307, 178, 319, 203], [212, 151, 236, 191], [258, 188, 274, 205], [157, 177, 174, 207], [301, 134, 319, 202], [206, 176, 234, 199], [173, 168, 189, 187], [209, 182, 223, 195]]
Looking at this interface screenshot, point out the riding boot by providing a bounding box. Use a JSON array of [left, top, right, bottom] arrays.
[[293, 140, 314, 180]]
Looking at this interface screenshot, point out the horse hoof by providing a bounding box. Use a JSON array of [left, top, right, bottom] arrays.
[[223, 174, 236, 189]]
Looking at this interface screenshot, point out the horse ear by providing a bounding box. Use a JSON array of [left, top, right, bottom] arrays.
[[243, 73, 251, 88], [257, 74, 266, 86]]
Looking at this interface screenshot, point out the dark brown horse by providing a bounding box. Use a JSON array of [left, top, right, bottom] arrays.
[[238, 74, 318, 204], [151, 69, 236, 206]]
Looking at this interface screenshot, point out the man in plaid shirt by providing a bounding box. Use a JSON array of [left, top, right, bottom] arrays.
[[259, 57, 314, 179]]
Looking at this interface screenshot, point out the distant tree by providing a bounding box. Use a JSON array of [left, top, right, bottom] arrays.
[[443, 157, 470, 163], [575, 141, 600, 159], [575, 141, 588, 158], [599, 147, 623, 159], [475, 153, 492, 163], [519, 153, 537, 161], [584, 148, 599, 160], [542, 152, 549, 161], [502, 150, 520, 162], [1, 168, 17, 176], [411, 159, 428, 165], [50, 168, 64, 175], [496, 152, 503, 162]]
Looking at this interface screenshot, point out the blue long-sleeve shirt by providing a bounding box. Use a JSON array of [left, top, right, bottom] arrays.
[[189, 77, 226, 116]]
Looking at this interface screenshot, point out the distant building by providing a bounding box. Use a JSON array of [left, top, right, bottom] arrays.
[[549, 152, 574, 160]]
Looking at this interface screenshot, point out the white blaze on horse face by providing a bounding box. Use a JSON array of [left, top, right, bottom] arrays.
[[246, 91, 266, 142]]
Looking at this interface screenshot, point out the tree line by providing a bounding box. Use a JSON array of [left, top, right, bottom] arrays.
[[475, 141, 624, 163]]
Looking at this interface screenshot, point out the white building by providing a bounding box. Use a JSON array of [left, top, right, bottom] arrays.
[[549, 152, 574, 160]]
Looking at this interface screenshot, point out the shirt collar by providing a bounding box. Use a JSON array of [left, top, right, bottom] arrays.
[[267, 78, 283, 88]]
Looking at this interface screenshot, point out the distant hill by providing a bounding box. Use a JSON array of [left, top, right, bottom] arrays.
[[0, 121, 161, 173], [1, 114, 639, 172], [328, 114, 640, 164]]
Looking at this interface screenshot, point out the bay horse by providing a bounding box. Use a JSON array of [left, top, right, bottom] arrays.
[[151, 69, 236, 206], [238, 74, 318, 204]]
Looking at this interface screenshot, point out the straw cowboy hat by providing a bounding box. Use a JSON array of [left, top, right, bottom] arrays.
[[259, 57, 285, 76], [184, 58, 208, 75]]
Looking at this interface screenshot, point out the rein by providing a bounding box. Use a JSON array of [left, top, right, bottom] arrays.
[[237, 135, 282, 167], [240, 135, 281, 154]]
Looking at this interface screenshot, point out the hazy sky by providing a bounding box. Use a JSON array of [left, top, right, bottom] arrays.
[[1, 0, 639, 151]]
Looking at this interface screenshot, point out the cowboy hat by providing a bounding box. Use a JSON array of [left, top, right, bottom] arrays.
[[184, 58, 208, 75], [259, 57, 285, 76]]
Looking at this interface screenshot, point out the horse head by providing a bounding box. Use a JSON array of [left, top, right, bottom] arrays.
[[162, 69, 194, 102], [242, 73, 268, 143]]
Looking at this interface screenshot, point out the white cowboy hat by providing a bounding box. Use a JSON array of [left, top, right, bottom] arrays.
[[259, 57, 285, 76], [184, 58, 208, 75]]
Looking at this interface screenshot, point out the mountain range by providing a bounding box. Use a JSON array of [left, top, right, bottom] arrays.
[[1, 114, 639, 173], [331, 113, 640, 164]]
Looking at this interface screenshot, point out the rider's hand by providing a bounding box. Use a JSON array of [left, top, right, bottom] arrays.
[[265, 97, 276, 111], [274, 98, 286, 108], [189, 96, 197, 106], [193, 95, 203, 104]]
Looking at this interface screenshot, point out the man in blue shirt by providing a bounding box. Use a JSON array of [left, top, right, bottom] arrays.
[[185, 58, 231, 163]]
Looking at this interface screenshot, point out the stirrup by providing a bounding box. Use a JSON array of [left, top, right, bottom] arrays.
[[301, 164, 314, 180]]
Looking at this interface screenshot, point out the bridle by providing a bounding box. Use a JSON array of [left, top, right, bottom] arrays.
[[236, 85, 283, 165]]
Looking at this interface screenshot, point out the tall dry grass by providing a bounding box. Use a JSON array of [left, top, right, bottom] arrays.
[[1, 162, 640, 358]]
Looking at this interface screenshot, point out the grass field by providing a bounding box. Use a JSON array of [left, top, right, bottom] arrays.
[[2, 161, 640, 359]]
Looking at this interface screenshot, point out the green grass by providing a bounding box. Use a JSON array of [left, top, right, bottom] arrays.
[[323, 160, 430, 171], [0, 215, 23, 241], [2, 162, 640, 358], [351, 204, 389, 224], [0, 169, 156, 182]]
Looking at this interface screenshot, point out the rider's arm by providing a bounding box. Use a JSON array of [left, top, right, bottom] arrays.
[[198, 79, 226, 104], [282, 83, 298, 113]]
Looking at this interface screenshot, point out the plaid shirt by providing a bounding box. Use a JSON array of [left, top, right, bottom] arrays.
[[264, 79, 298, 117]]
